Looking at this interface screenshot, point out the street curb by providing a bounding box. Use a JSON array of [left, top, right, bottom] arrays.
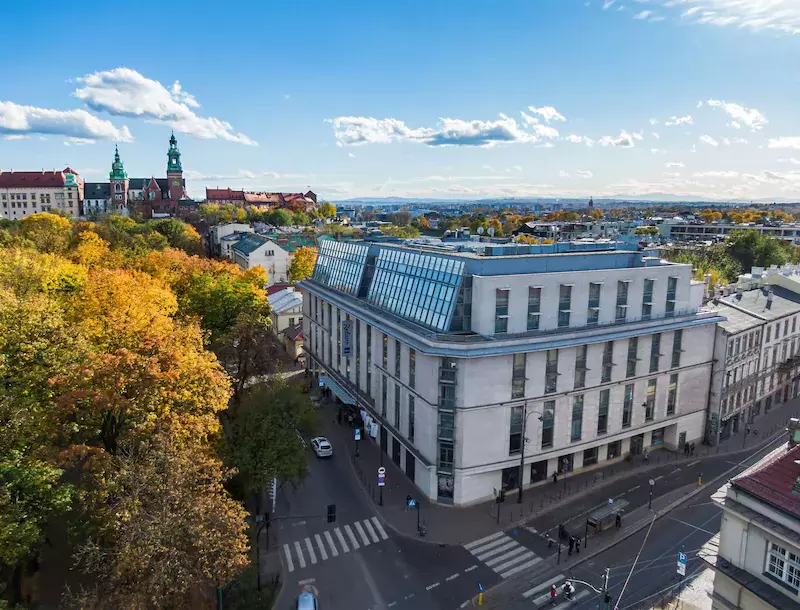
[[470, 432, 789, 608]]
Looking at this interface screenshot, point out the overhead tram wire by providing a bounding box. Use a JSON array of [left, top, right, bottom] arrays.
[[613, 514, 656, 610], [617, 564, 706, 610]]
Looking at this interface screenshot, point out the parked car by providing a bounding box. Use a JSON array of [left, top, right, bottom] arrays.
[[311, 437, 333, 458], [296, 592, 319, 610]]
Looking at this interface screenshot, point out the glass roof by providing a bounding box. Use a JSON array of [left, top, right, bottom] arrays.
[[312, 240, 369, 296]]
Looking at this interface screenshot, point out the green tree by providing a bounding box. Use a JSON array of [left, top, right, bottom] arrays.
[[150, 218, 203, 254], [635, 226, 660, 236], [727, 230, 793, 272], [268, 209, 293, 227], [318, 202, 336, 218], [292, 211, 310, 226]]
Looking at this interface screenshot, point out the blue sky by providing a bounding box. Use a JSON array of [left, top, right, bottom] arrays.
[[2, 0, 800, 201]]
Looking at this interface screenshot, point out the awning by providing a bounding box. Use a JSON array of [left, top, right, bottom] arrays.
[[318, 374, 357, 405]]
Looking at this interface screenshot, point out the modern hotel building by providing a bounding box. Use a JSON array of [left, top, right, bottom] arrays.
[[300, 239, 724, 506]]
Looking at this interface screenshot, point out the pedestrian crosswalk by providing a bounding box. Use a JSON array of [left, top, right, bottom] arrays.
[[282, 516, 389, 572], [463, 531, 542, 580], [522, 576, 591, 609]]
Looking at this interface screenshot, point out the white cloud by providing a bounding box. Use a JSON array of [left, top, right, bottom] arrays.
[[721, 137, 748, 146], [651, 131, 660, 139], [730, 121, 741, 129], [348, 152, 356, 158], [576, 170, 594, 178], [559, 170, 570, 178], [699, 134, 719, 147], [650, 148, 666, 154], [664, 115, 693, 127], [768, 137, 800, 150], [696, 100, 704, 108], [778, 157, 800, 165], [183, 169, 300, 182], [521, 112, 561, 138], [512, 165, 523, 172], [598, 130, 640, 147], [603, 0, 616, 8], [3, 134, 29, 141], [526, 105, 566, 122], [693, 170, 740, 178], [663, 172, 682, 177], [74, 67, 256, 145], [634, 10, 653, 19], [665, 161, 685, 168], [706, 99, 767, 131], [649, 118, 659, 126], [667, 0, 800, 35], [0, 100, 132, 143], [565, 134, 594, 146], [537, 142, 555, 148]]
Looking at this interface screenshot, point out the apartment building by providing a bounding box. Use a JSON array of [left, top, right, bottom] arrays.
[[300, 239, 722, 505], [663, 220, 800, 244], [0, 168, 83, 219], [705, 441, 800, 610], [231, 234, 291, 285], [269, 287, 304, 338], [206, 222, 254, 257]]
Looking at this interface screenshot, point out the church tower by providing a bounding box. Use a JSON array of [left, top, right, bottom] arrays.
[[166, 132, 185, 201], [109, 145, 129, 212]]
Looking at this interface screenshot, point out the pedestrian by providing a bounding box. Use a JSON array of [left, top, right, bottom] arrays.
[[568, 536, 574, 555], [616, 513, 622, 529], [575, 538, 580, 554], [690, 442, 695, 456], [563, 582, 572, 600], [550, 584, 557, 604], [684, 442, 689, 455], [553, 471, 558, 485], [406, 495, 412, 512], [643, 448, 649, 462]]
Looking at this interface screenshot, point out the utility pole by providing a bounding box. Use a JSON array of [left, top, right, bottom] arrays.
[[599, 567, 610, 610], [518, 401, 528, 503]]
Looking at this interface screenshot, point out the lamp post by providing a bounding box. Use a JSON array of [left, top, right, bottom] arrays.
[[517, 405, 552, 503]]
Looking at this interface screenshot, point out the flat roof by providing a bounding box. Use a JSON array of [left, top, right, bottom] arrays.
[[719, 286, 800, 322], [709, 303, 763, 334]]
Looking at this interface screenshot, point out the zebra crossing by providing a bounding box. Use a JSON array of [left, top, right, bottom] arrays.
[[523, 575, 591, 609], [463, 531, 542, 580], [282, 516, 389, 572]]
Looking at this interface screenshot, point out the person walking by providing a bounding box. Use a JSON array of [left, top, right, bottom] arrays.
[[553, 471, 558, 485], [568, 536, 575, 555], [616, 513, 622, 529], [690, 442, 696, 456], [550, 584, 558, 605]]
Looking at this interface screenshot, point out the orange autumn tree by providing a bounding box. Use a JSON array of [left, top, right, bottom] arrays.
[[289, 246, 318, 283]]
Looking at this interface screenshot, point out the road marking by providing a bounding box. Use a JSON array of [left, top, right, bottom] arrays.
[[460, 602, 470, 609], [653, 475, 664, 482], [492, 549, 535, 572], [324, 530, 339, 557], [628, 485, 641, 492], [283, 543, 295, 572], [294, 540, 306, 569], [354, 520, 371, 546], [485, 546, 529, 568], [500, 556, 541, 579], [314, 534, 328, 561], [523, 574, 564, 598], [334, 526, 350, 553], [471, 535, 513, 556], [363, 518, 380, 543], [687, 460, 700, 467], [464, 565, 478, 572], [298, 577, 315, 586], [370, 516, 389, 540], [405, 594, 415, 600], [475, 540, 517, 561], [670, 468, 681, 475], [426, 582, 440, 591], [464, 530, 505, 550], [292, 520, 307, 527], [344, 524, 360, 550], [446, 573, 460, 582], [668, 516, 717, 535], [552, 589, 590, 610], [304, 537, 318, 564], [388, 603, 396, 608]]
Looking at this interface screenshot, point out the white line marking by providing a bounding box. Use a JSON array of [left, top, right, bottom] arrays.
[[460, 601, 470, 609], [294, 540, 306, 569], [426, 582, 440, 591], [469, 535, 512, 556], [298, 577, 315, 586], [304, 537, 317, 564], [363, 518, 380, 543], [485, 546, 528, 568], [667, 516, 717, 535], [687, 460, 699, 467], [523, 574, 565, 598], [324, 530, 339, 557], [464, 530, 505, 550], [292, 520, 307, 526], [371, 516, 389, 540], [500, 556, 541, 579], [334, 527, 350, 553], [344, 524, 360, 550], [552, 589, 590, 610], [388, 603, 397, 608], [491, 549, 535, 572], [283, 543, 295, 572], [446, 573, 460, 582], [464, 564, 478, 572], [653, 475, 664, 482], [314, 533, 328, 561], [475, 540, 518, 561], [354, 520, 371, 546], [670, 468, 681, 475], [628, 485, 641, 492]]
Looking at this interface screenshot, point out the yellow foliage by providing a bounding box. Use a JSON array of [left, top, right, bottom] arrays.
[[20, 212, 73, 253], [290, 246, 318, 283]]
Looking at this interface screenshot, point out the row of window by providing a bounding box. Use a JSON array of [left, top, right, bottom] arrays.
[[727, 329, 762, 361], [510, 373, 679, 454], [765, 315, 799, 344], [511, 331, 683, 399], [495, 278, 680, 334]]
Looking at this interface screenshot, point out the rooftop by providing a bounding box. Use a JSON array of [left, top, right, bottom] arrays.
[[284, 322, 303, 342], [709, 303, 764, 334], [719, 286, 800, 322], [233, 234, 273, 256], [0, 168, 80, 188], [269, 287, 303, 314], [733, 443, 800, 518]]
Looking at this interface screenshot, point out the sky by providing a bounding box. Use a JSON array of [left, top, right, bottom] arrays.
[[2, 0, 800, 202]]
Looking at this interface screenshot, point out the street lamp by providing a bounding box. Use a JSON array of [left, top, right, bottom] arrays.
[[517, 404, 553, 503], [648, 478, 655, 510]]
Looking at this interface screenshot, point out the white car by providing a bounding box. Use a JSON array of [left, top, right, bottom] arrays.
[[311, 437, 333, 458]]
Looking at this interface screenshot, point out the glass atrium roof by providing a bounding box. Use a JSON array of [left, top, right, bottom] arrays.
[[312, 240, 369, 296]]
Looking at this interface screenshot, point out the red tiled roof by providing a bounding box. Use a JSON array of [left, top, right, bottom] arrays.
[[0, 169, 76, 188], [733, 443, 800, 517], [206, 188, 245, 201], [266, 282, 291, 296]]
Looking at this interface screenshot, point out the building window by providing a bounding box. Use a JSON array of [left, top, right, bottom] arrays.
[[381, 375, 388, 418], [495, 289, 509, 334], [583, 446, 599, 467], [785, 319, 790, 337], [645, 379, 656, 421], [627, 337, 638, 378], [545, 349, 558, 394], [616, 280, 629, 321], [766, 325, 772, 342], [541, 401, 555, 449], [409, 349, 416, 389], [395, 383, 401, 427], [509, 406, 523, 454], [511, 353, 527, 399], [366, 325, 372, 395], [672, 329, 683, 368], [558, 285, 572, 328], [666, 277, 677, 317], [574, 345, 587, 389], [439, 410, 454, 442], [642, 279, 654, 320], [602, 341, 614, 383], [395, 340, 401, 377], [336, 310, 341, 368], [598, 389, 609, 434], [527, 287, 541, 330], [588, 282, 601, 326], [439, 442, 454, 472], [623, 384, 634, 428], [765, 541, 800, 591], [794, 317, 797, 334], [382, 333, 388, 368], [650, 333, 661, 373], [607, 440, 621, 459], [667, 373, 678, 415], [408, 396, 415, 442], [571, 395, 584, 442]]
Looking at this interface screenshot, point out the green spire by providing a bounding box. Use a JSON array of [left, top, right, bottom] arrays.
[[167, 132, 182, 173], [109, 144, 128, 180]]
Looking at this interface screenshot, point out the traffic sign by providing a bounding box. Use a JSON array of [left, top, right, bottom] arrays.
[[677, 552, 687, 576], [407, 498, 417, 508], [378, 467, 386, 487], [354, 428, 361, 441], [378, 466, 386, 475]]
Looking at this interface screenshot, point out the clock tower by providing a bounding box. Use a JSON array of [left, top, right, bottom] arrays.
[[166, 132, 185, 201], [109, 145, 129, 212]]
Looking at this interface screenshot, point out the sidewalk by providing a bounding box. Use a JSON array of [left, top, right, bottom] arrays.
[[323, 398, 800, 546]]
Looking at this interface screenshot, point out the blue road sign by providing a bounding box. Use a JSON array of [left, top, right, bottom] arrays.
[[478, 584, 484, 592], [677, 552, 687, 576], [407, 498, 417, 507], [354, 428, 361, 441]]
